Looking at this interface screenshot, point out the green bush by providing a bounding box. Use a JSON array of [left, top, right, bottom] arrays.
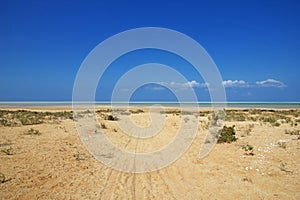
[[217, 125, 237, 143], [242, 144, 254, 155], [25, 128, 40, 135]]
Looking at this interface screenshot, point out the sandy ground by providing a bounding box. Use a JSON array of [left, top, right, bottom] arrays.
[[0, 107, 299, 199]]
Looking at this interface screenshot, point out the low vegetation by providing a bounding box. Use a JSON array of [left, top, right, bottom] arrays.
[[161, 109, 181, 115], [199, 110, 211, 117], [0, 110, 73, 127], [279, 161, 293, 173], [0, 172, 12, 184], [285, 129, 300, 135], [242, 144, 254, 156], [277, 141, 287, 149], [101, 123, 107, 129], [25, 128, 40, 135], [1, 147, 13, 155], [96, 111, 118, 121], [222, 109, 300, 128], [129, 109, 144, 114], [217, 125, 237, 143], [225, 110, 246, 121], [96, 108, 112, 113], [103, 114, 118, 121]]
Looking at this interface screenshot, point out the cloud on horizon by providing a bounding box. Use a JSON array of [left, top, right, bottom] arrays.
[[222, 80, 248, 88], [150, 78, 287, 90], [255, 79, 286, 88], [158, 80, 208, 90]]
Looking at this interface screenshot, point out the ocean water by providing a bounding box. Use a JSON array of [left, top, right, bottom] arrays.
[[0, 101, 300, 108]]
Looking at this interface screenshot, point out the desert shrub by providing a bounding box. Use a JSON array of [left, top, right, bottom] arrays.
[[96, 108, 112, 113], [1, 147, 13, 155], [129, 109, 144, 114], [279, 162, 293, 173], [261, 116, 276, 123], [236, 114, 246, 121], [0, 173, 6, 183], [119, 110, 131, 116], [199, 111, 210, 117], [217, 125, 237, 143], [272, 122, 281, 127], [225, 111, 246, 121], [0, 110, 74, 126], [242, 144, 254, 156], [25, 128, 40, 135], [249, 109, 260, 115], [241, 177, 253, 183], [278, 109, 299, 117], [101, 123, 107, 129], [285, 129, 300, 135], [279, 115, 292, 124], [162, 110, 181, 115], [103, 114, 118, 121], [277, 141, 287, 149], [20, 116, 43, 125], [0, 119, 9, 126], [249, 116, 258, 121]]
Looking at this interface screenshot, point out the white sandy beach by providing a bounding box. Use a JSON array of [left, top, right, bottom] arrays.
[[0, 106, 299, 199]]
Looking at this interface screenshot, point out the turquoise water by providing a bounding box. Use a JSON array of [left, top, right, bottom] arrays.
[[0, 101, 300, 108]]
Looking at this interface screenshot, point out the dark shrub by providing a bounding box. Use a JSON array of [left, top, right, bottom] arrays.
[[217, 125, 237, 143]]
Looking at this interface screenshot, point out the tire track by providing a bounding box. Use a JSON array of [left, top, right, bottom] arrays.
[[132, 133, 140, 200], [104, 128, 138, 200], [156, 170, 177, 200], [98, 167, 114, 199], [108, 171, 135, 200]]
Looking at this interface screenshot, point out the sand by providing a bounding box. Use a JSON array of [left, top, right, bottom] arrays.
[[0, 107, 299, 199]]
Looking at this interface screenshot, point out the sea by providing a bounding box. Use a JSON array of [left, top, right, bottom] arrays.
[[0, 102, 300, 109]]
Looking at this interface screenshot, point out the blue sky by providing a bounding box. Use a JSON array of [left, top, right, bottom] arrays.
[[0, 0, 299, 101]]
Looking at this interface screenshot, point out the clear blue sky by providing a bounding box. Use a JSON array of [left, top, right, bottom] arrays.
[[0, 0, 299, 101]]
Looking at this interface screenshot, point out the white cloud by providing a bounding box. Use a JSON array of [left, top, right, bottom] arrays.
[[148, 78, 287, 91], [222, 80, 248, 88], [160, 80, 208, 89], [255, 79, 286, 88], [183, 80, 200, 87]]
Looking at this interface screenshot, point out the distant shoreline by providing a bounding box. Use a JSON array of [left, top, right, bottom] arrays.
[[0, 101, 300, 109]]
